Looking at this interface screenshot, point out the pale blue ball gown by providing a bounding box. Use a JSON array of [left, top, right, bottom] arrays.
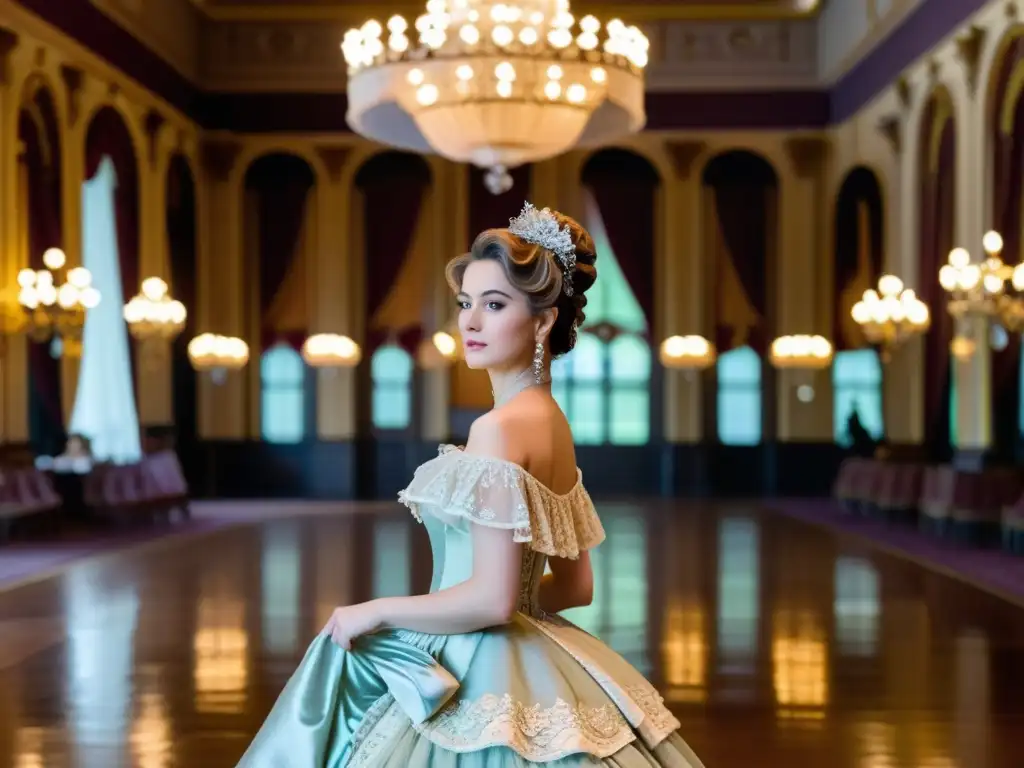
[[237, 445, 705, 767]]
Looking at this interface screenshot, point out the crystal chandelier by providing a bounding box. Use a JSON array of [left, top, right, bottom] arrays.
[[769, 335, 833, 369], [851, 274, 930, 361], [301, 333, 362, 367], [939, 231, 1024, 333], [124, 277, 187, 343], [17, 247, 100, 356], [658, 335, 716, 370], [341, 0, 649, 194], [188, 333, 249, 384]]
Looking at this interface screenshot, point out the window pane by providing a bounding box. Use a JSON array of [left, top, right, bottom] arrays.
[[583, 192, 648, 335], [262, 389, 304, 443], [372, 345, 413, 384], [551, 381, 569, 414], [717, 346, 761, 385], [550, 355, 571, 382], [570, 334, 606, 381], [609, 335, 650, 382], [834, 388, 884, 445], [610, 388, 649, 445], [718, 391, 761, 446], [832, 349, 882, 386], [717, 346, 762, 445], [261, 345, 305, 386], [570, 384, 606, 444], [949, 375, 957, 447], [373, 385, 411, 430]]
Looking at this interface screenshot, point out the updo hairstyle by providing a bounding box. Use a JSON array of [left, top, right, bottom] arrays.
[[445, 211, 598, 357]]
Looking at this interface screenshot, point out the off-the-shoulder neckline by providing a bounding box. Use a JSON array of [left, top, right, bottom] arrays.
[[439, 444, 583, 499]]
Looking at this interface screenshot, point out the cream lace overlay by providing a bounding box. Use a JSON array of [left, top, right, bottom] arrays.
[[352, 445, 678, 764], [397, 444, 606, 559], [346, 616, 681, 765]]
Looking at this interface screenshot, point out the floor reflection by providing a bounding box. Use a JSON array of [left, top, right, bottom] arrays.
[[1, 503, 1023, 767]]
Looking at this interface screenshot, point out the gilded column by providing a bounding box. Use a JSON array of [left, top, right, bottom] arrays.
[[134, 109, 172, 427], [313, 146, 357, 440], [780, 137, 831, 440], [58, 65, 86, 428], [0, 28, 26, 443], [951, 32, 991, 457], [196, 138, 244, 439], [884, 91, 926, 443], [420, 158, 462, 443], [663, 141, 706, 443]]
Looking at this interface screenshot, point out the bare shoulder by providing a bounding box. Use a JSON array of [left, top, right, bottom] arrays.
[[465, 410, 522, 464]]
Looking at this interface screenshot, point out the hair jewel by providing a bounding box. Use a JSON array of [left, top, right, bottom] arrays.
[[508, 202, 577, 296]]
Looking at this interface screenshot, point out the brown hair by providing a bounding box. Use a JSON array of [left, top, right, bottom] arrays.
[[446, 211, 598, 357]]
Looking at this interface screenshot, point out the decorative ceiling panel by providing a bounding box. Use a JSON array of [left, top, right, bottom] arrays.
[[198, 0, 823, 21]]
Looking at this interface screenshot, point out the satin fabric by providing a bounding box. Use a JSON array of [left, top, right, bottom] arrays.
[[237, 631, 459, 767], [238, 483, 703, 767]]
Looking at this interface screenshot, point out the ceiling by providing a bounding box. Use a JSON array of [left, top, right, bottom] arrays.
[[197, 0, 823, 22]]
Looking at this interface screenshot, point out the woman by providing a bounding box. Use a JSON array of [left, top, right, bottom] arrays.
[[237, 203, 705, 767]]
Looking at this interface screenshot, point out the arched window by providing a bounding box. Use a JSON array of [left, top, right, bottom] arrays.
[[716, 346, 761, 445], [550, 212, 650, 445], [372, 344, 413, 430], [832, 349, 883, 445], [261, 344, 305, 443]]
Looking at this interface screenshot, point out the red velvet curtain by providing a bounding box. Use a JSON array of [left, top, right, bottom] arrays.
[[467, 164, 532, 243], [703, 152, 776, 354], [833, 168, 884, 350], [358, 152, 432, 353], [20, 93, 66, 456], [580, 150, 657, 327], [245, 154, 316, 351], [918, 107, 956, 449], [167, 155, 197, 444]]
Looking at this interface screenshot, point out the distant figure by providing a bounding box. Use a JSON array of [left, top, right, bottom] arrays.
[[846, 405, 876, 457]]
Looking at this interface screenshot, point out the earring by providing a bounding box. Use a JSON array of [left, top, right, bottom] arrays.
[[532, 340, 545, 384]]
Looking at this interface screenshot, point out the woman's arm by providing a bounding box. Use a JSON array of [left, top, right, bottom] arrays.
[[373, 523, 522, 634], [537, 551, 594, 614], [370, 415, 524, 635]]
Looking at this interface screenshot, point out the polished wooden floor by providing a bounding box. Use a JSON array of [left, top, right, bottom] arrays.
[[2, 502, 1024, 767]]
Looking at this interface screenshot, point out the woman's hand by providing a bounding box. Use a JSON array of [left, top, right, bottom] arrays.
[[323, 600, 383, 650]]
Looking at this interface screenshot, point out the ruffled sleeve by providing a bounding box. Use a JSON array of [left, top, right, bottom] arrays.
[[397, 444, 605, 559]]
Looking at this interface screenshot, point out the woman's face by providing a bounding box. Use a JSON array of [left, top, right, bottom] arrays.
[[457, 259, 535, 371]]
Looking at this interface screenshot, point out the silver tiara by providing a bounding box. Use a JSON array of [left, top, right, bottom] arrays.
[[508, 202, 577, 296]]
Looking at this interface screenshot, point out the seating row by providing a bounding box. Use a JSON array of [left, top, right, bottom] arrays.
[[833, 457, 1024, 550], [0, 450, 190, 542]]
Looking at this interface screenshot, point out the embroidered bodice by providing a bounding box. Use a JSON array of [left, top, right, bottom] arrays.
[[398, 444, 605, 615]]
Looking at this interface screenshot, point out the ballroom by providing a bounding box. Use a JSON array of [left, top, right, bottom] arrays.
[[0, 0, 1023, 765]]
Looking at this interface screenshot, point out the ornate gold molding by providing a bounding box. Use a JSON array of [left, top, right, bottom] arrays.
[[59, 65, 84, 127], [877, 115, 901, 156], [666, 140, 707, 180], [784, 136, 828, 178], [143, 109, 166, 170], [894, 75, 912, 112], [198, 1, 824, 23], [200, 139, 242, 183], [315, 146, 351, 184], [0, 28, 18, 86], [955, 25, 986, 97]]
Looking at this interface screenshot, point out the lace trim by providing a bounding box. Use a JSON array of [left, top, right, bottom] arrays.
[[398, 444, 605, 560], [347, 694, 397, 767], [414, 692, 636, 761], [524, 614, 681, 749]]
